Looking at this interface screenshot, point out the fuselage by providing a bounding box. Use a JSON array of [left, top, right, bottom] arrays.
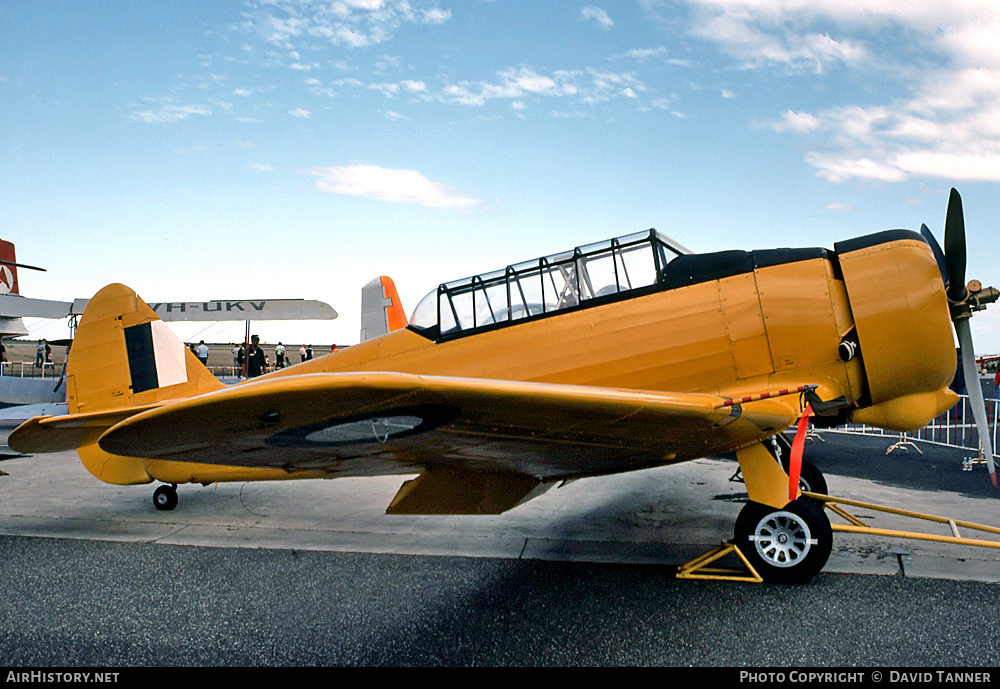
[[273, 230, 956, 432]]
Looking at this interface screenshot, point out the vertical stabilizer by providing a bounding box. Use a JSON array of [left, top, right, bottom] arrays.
[[0, 240, 28, 338], [68, 283, 225, 414], [0, 240, 21, 296], [360, 276, 408, 342]]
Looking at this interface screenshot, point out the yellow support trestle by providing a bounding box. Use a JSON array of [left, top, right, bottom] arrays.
[[676, 541, 763, 583], [802, 491, 1000, 550]]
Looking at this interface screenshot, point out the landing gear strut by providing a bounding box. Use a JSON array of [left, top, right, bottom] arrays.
[[153, 484, 178, 511], [734, 498, 832, 584]]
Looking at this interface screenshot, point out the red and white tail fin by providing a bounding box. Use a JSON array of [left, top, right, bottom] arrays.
[[360, 276, 408, 342], [0, 240, 21, 295]]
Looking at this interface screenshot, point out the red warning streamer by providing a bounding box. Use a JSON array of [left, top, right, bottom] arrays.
[[789, 404, 813, 502]]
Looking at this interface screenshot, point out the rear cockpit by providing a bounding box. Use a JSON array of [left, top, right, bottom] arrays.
[[409, 230, 691, 340]]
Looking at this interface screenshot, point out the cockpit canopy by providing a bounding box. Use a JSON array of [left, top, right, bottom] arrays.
[[410, 229, 690, 339]]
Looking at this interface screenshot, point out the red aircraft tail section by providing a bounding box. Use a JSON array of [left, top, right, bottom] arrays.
[[0, 240, 21, 295]]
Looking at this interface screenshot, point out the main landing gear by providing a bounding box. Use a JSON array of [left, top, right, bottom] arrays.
[[153, 484, 178, 511], [723, 440, 833, 583]]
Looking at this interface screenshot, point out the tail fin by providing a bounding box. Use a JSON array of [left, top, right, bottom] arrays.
[[359, 275, 408, 342], [67, 283, 225, 415], [0, 240, 20, 295]]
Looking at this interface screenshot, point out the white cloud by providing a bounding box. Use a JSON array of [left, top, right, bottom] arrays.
[[129, 102, 211, 124], [581, 7, 614, 29], [773, 110, 820, 134], [306, 165, 480, 208], [672, 0, 1000, 183], [243, 0, 451, 50], [421, 8, 451, 24], [433, 66, 646, 112], [804, 153, 908, 184], [825, 202, 854, 212], [289, 108, 311, 118]]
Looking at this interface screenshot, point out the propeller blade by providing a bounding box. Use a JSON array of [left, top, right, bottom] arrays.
[[944, 188, 968, 303], [955, 318, 997, 488], [0, 259, 46, 272], [920, 223, 949, 288]]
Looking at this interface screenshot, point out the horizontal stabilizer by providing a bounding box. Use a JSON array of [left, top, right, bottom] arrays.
[[8, 403, 164, 454]]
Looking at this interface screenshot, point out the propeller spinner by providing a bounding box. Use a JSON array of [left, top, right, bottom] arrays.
[[935, 189, 999, 488]]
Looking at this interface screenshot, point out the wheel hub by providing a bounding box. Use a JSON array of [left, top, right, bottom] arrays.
[[749, 510, 818, 568]]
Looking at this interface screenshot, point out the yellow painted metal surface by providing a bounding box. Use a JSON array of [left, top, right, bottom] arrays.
[[756, 258, 842, 373], [851, 389, 959, 431], [55, 284, 228, 485], [290, 265, 847, 403], [718, 272, 773, 380], [736, 442, 791, 509], [386, 469, 549, 515], [8, 403, 163, 454], [77, 443, 151, 486], [838, 237, 955, 410], [142, 460, 329, 486]]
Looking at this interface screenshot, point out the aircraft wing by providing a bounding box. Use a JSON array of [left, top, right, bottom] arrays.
[[78, 372, 793, 473], [9, 372, 802, 513], [0, 294, 73, 319], [69, 298, 338, 321]]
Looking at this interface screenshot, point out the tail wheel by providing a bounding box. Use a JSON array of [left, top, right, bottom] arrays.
[[734, 498, 832, 584], [153, 484, 178, 511]]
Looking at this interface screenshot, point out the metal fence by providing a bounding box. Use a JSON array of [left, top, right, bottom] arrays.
[[0, 361, 62, 379], [831, 394, 999, 466]]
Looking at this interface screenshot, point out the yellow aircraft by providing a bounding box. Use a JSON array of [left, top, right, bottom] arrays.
[[8, 189, 997, 584]]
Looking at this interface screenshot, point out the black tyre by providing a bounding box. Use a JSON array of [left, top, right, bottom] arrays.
[[153, 484, 178, 511], [734, 498, 832, 584]]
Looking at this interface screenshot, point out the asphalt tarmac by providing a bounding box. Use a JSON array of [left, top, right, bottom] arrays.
[[0, 431, 998, 667]]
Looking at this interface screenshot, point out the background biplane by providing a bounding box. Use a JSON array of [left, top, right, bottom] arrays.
[[7, 189, 996, 583]]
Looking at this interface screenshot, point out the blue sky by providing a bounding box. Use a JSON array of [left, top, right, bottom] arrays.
[[2, 1, 1000, 352]]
